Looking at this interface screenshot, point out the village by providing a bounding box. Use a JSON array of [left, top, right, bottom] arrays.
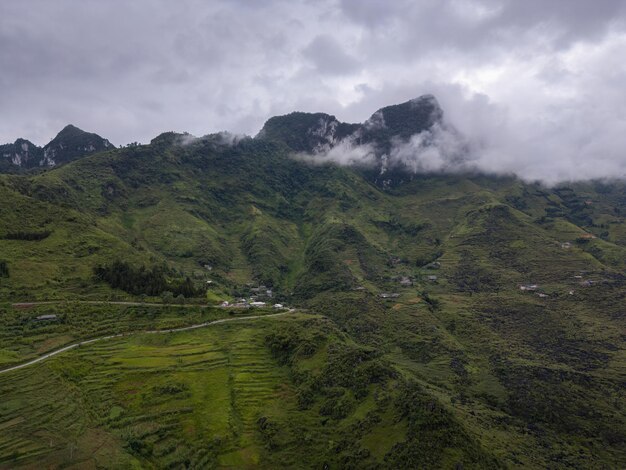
[[218, 284, 286, 310]]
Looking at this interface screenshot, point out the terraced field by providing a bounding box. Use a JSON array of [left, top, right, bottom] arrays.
[[0, 303, 255, 368], [0, 314, 300, 468]]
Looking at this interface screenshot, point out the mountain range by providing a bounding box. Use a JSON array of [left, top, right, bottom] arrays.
[[0, 124, 114, 171], [0, 96, 624, 468]]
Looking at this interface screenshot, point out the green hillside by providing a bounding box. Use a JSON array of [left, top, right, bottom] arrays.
[[0, 100, 625, 468]]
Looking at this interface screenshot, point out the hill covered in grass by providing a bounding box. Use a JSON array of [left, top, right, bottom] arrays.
[[0, 96, 625, 468]]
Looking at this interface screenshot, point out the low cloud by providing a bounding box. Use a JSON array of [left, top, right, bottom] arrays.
[[295, 137, 377, 167], [384, 123, 471, 174], [305, 43, 626, 186]]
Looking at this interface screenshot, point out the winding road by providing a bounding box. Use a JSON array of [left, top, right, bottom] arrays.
[[0, 311, 291, 375]]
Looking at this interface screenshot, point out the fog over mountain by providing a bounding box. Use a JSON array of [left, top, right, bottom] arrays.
[[1, 0, 625, 183]]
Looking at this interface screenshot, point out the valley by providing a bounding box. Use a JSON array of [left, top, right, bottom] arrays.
[[0, 98, 625, 468]]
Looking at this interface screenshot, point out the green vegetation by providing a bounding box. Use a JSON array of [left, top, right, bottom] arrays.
[[0, 303, 261, 367], [2, 230, 52, 241], [0, 261, 8, 278], [0, 109, 625, 467], [94, 261, 200, 297]]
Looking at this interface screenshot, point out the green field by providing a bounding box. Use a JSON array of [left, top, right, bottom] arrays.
[[0, 312, 496, 469]]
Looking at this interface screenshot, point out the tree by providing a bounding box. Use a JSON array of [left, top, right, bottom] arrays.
[[0, 261, 8, 278], [162, 291, 174, 304]]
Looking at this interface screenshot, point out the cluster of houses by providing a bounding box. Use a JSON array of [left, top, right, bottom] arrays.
[[220, 299, 284, 309], [560, 233, 598, 249], [518, 269, 606, 299], [216, 284, 279, 308]]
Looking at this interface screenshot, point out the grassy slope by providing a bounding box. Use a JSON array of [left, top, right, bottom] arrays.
[[0, 313, 497, 469], [0, 139, 625, 467]]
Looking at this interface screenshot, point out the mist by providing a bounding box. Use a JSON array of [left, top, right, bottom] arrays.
[[299, 76, 626, 185]]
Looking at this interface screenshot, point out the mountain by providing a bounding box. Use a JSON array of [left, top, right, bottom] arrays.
[[259, 95, 443, 154], [259, 94, 466, 187], [0, 97, 624, 468], [0, 124, 114, 171], [0, 138, 44, 171]]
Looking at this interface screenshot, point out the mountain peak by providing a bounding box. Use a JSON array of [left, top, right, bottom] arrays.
[[256, 94, 444, 156], [41, 124, 115, 167], [50, 124, 98, 143], [1, 124, 115, 171], [364, 95, 443, 139], [257, 112, 359, 153], [56, 123, 84, 135]]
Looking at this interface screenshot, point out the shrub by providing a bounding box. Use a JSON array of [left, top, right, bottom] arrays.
[[3, 230, 51, 241], [0, 260, 8, 278]]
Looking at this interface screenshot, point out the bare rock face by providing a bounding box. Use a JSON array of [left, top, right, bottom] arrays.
[[0, 138, 43, 170]]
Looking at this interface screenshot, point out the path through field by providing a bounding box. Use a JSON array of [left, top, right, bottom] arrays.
[[0, 311, 291, 375]]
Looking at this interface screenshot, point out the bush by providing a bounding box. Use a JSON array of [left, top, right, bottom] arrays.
[[2, 230, 51, 241], [0, 260, 8, 278]]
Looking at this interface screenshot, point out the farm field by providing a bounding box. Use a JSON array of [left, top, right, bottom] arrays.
[[0, 313, 306, 468]]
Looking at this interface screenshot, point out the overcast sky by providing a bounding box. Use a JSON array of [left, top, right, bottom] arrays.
[[1, 0, 625, 182]]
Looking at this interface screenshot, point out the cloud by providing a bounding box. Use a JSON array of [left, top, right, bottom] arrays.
[[0, 0, 625, 183], [384, 123, 471, 175], [302, 35, 361, 75], [295, 137, 377, 167]]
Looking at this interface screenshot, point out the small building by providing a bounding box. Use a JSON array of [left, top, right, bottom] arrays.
[[379, 293, 400, 299], [220, 301, 230, 307], [578, 233, 596, 240], [250, 301, 266, 307], [519, 284, 538, 291], [273, 303, 283, 309], [427, 275, 438, 282], [399, 276, 413, 287], [35, 314, 58, 321], [561, 242, 572, 249], [425, 261, 441, 269], [537, 293, 549, 298]]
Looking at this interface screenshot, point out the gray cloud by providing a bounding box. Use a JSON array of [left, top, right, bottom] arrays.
[[0, 0, 625, 183], [302, 35, 361, 75]]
